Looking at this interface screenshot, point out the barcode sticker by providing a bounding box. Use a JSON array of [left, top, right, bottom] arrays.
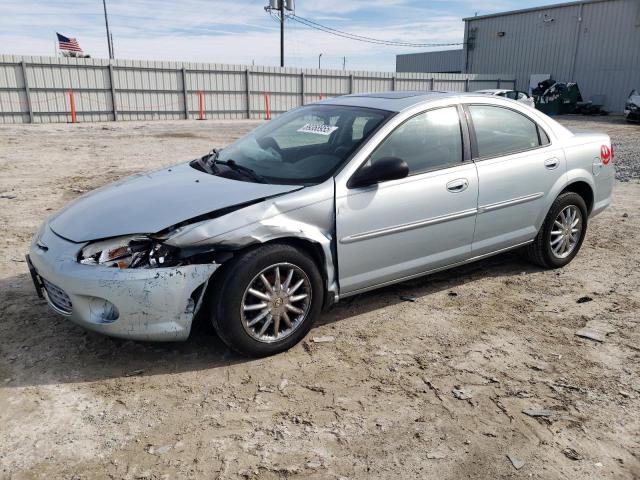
[[297, 123, 338, 135]]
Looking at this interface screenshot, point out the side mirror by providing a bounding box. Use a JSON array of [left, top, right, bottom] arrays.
[[348, 157, 409, 189]]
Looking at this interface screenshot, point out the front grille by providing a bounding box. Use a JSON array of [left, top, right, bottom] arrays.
[[41, 277, 73, 315]]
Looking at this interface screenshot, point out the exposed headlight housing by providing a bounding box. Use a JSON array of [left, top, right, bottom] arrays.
[[79, 235, 179, 269]]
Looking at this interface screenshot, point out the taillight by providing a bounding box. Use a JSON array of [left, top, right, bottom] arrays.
[[600, 145, 611, 165]]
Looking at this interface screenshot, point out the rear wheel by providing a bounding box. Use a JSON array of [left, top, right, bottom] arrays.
[[525, 192, 588, 269], [210, 243, 323, 357]]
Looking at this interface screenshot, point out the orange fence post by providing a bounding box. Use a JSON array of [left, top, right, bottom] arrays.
[[68, 89, 77, 123], [198, 91, 204, 120], [265, 94, 271, 120]]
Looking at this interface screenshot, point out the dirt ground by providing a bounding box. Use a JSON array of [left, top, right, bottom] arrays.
[[1, 116, 639, 480]]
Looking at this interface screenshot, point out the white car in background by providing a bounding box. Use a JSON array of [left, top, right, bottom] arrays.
[[476, 89, 536, 109]]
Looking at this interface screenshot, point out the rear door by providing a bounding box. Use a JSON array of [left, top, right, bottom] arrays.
[[335, 105, 479, 294], [466, 104, 566, 255]]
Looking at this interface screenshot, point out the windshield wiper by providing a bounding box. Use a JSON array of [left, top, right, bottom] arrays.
[[215, 159, 268, 183], [195, 148, 219, 174]]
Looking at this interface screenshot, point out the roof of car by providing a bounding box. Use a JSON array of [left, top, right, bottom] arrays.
[[475, 89, 509, 94], [320, 91, 491, 112]]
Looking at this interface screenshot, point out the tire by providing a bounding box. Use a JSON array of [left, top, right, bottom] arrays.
[[525, 192, 588, 269], [210, 243, 324, 357]]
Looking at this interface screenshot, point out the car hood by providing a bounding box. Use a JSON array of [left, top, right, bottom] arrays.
[[49, 163, 301, 242]]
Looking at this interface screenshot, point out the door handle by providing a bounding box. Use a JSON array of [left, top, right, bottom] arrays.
[[544, 158, 560, 170], [446, 178, 469, 193]]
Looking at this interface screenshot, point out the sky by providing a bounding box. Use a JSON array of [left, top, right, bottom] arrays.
[[2, 0, 564, 71]]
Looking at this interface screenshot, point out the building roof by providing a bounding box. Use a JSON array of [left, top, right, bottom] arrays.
[[463, 0, 615, 21]]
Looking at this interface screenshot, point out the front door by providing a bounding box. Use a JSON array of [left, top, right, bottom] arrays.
[[335, 106, 479, 295]]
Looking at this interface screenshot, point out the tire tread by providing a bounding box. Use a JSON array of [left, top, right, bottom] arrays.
[[209, 243, 323, 357]]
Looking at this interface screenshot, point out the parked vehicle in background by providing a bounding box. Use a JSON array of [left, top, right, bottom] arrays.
[[475, 89, 535, 108], [27, 91, 614, 357], [625, 90, 640, 123]]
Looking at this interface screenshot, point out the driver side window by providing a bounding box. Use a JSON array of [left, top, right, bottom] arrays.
[[369, 106, 463, 175]]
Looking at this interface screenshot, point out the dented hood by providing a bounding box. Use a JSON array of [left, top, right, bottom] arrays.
[[49, 163, 301, 242]]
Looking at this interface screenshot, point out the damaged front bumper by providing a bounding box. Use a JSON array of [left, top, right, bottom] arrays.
[[28, 223, 218, 341]]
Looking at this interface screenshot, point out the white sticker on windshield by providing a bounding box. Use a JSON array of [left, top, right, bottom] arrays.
[[297, 123, 338, 136]]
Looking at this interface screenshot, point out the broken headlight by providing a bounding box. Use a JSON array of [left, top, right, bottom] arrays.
[[79, 235, 179, 269]]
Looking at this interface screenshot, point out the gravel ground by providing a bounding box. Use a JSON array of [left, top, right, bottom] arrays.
[[557, 115, 640, 182], [0, 116, 639, 479]]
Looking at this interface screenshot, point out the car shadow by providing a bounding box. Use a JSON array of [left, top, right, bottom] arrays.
[[0, 251, 541, 388], [320, 251, 543, 326]]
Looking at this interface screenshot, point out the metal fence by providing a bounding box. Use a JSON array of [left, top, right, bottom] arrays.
[[0, 55, 516, 124]]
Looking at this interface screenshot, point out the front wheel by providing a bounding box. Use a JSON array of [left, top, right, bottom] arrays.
[[210, 243, 324, 357], [525, 192, 588, 269]]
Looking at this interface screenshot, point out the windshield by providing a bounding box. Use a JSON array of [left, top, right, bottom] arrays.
[[214, 104, 392, 185]]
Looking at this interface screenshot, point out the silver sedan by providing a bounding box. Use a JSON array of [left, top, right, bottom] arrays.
[[27, 91, 615, 356]]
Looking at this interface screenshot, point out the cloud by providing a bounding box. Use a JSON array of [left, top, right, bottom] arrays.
[[0, 0, 529, 70], [295, 0, 407, 15]]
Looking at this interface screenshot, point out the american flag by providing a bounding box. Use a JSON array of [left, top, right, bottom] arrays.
[[56, 33, 83, 53]]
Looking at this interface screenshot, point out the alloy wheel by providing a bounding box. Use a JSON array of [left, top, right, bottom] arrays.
[[240, 262, 312, 343], [549, 205, 582, 259]]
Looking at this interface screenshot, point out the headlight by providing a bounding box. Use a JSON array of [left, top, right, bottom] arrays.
[[79, 235, 178, 269], [626, 103, 639, 111]]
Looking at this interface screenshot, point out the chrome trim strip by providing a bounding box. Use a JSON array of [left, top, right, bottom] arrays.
[[478, 192, 544, 214], [339, 208, 478, 244], [340, 239, 534, 298]]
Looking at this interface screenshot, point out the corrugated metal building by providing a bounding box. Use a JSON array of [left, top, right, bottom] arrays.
[[396, 49, 464, 73], [397, 0, 640, 112]]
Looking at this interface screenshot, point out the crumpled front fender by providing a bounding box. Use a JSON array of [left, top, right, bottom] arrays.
[[164, 181, 339, 301]]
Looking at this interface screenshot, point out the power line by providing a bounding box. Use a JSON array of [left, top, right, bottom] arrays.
[[287, 13, 465, 48], [290, 14, 464, 47]]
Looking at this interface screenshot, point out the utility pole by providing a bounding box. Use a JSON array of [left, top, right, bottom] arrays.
[[102, 0, 114, 59], [265, 1, 293, 67], [343, 56, 346, 70], [280, 0, 285, 67]]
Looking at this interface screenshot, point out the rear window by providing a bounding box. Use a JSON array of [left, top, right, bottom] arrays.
[[469, 105, 541, 158]]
